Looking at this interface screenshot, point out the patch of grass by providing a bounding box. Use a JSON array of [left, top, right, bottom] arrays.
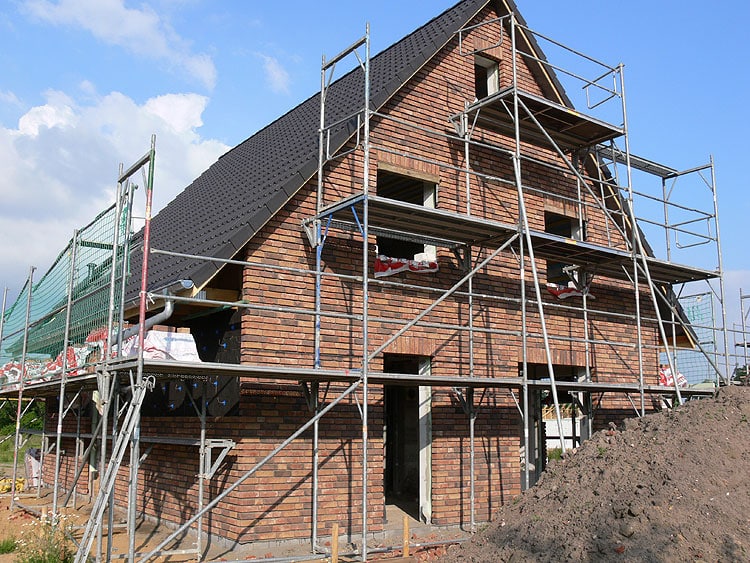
[[0, 423, 43, 465], [0, 537, 16, 554], [597, 446, 607, 458], [14, 516, 73, 563], [548, 448, 563, 461]]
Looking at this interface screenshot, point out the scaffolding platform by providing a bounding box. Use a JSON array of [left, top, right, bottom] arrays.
[[450, 87, 624, 150], [81, 358, 721, 398], [307, 194, 720, 285]]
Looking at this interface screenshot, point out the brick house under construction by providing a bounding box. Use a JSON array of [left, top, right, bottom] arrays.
[[0, 0, 725, 559]]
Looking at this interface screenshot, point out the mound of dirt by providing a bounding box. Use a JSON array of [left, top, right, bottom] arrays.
[[441, 385, 750, 562]]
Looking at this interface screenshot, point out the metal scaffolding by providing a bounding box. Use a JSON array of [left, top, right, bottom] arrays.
[[0, 10, 730, 563], [730, 289, 750, 383]]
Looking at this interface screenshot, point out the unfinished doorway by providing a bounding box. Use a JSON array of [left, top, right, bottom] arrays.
[[383, 354, 432, 523], [520, 363, 590, 489]]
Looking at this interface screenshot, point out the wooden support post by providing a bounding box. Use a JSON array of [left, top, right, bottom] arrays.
[[331, 523, 339, 563]]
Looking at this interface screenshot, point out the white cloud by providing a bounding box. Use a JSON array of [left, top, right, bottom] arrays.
[[17, 90, 77, 136], [0, 90, 22, 107], [0, 87, 229, 297], [144, 93, 207, 134], [22, 0, 217, 89], [256, 53, 291, 95]]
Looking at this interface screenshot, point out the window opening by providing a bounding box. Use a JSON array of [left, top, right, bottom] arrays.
[[376, 170, 436, 261], [474, 54, 499, 99], [544, 211, 583, 285]]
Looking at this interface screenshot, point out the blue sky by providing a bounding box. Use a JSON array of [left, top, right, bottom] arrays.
[[1, 0, 748, 347]]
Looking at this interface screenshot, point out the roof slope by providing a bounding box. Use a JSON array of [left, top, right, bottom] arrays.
[[130, 0, 494, 298]]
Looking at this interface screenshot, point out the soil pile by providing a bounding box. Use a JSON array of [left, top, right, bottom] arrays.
[[441, 385, 750, 562]]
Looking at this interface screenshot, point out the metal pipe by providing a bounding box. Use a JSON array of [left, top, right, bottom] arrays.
[[361, 24, 370, 561], [53, 229, 79, 516], [119, 297, 175, 342], [73, 400, 81, 509], [115, 180, 137, 357], [510, 15, 567, 454], [36, 428, 45, 497], [197, 394, 207, 560], [576, 167, 594, 437], [313, 61, 326, 550], [709, 156, 731, 385], [509, 16, 529, 489], [96, 169, 125, 562], [520, 226, 530, 489], [128, 133, 157, 562], [468, 388, 476, 533], [63, 391, 111, 507], [106, 378, 119, 563], [311, 382, 320, 551], [620, 67, 647, 414], [619, 67, 681, 405], [742, 289, 749, 375], [10, 266, 35, 509], [0, 288, 7, 357]]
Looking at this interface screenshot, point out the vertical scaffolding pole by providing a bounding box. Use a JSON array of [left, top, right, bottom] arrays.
[[197, 398, 207, 560], [310, 382, 320, 551], [509, 14, 566, 453], [95, 170, 126, 561], [0, 288, 7, 454], [573, 158, 594, 437], [741, 289, 749, 376], [10, 266, 35, 509], [128, 134, 157, 562], [0, 288, 7, 356], [467, 388, 476, 533], [618, 67, 681, 406], [463, 116, 476, 382], [709, 157, 730, 384], [616, 64, 650, 415], [315, 50, 327, 371], [360, 24, 371, 562], [520, 231, 530, 489], [105, 385, 119, 562], [53, 230, 79, 516], [313, 51, 328, 552], [73, 406, 82, 508]]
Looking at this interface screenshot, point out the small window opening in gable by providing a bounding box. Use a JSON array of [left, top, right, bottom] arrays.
[[474, 54, 499, 100], [376, 169, 436, 261], [545, 211, 584, 284]]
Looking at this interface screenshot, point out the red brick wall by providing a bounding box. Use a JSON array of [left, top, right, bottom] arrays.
[[43, 5, 662, 548], [233, 3, 661, 544]]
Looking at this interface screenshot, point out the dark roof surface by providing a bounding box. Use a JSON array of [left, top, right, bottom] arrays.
[[128, 0, 495, 299]]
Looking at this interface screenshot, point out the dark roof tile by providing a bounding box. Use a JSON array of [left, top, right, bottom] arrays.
[[128, 0, 491, 299]]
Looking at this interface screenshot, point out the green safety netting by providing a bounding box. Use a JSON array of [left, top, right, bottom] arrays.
[[0, 197, 132, 388]]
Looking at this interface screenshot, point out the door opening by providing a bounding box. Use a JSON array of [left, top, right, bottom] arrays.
[[520, 363, 590, 489], [383, 354, 431, 523]]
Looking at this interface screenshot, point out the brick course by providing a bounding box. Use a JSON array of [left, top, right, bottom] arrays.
[[45, 5, 662, 548]]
